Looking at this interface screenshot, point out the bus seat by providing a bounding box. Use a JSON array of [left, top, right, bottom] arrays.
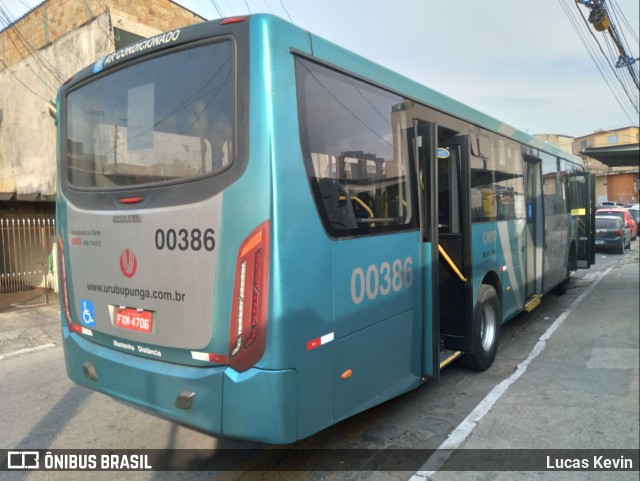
[[317, 178, 358, 230]]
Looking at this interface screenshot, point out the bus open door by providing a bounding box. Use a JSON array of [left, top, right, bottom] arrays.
[[568, 171, 596, 269], [410, 118, 472, 380]]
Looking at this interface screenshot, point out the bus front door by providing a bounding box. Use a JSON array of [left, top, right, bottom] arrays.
[[436, 134, 473, 363], [524, 155, 544, 301]]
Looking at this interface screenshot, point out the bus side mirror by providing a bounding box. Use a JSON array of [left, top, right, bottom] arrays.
[[48, 100, 57, 120]]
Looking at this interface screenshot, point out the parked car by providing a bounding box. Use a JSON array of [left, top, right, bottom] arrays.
[[595, 215, 630, 254], [595, 208, 637, 240], [625, 204, 639, 231]]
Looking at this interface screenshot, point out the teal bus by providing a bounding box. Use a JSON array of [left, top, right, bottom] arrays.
[[56, 14, 595, 443]]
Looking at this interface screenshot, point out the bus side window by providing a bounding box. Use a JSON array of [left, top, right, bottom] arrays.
[[295, 57, 417, 237], [481, 188, 497, 219], [471, 188, 485, 222], [470, 133, 524, 223], [436, 145, 462, 234]]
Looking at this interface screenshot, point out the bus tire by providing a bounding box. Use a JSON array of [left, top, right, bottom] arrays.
[[552, 273, 570, 296], [552, 253, 574, 296], [464, 284, 500, 371]]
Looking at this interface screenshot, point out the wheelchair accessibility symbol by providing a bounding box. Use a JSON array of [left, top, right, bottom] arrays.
[[80, 300, 96, 327]]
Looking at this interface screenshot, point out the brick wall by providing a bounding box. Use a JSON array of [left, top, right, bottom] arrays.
[[1, 0, 205, 71], [607, 173, 639, 205]]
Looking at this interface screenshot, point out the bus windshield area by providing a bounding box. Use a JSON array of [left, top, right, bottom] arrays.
[[65, 40, 235, 189]]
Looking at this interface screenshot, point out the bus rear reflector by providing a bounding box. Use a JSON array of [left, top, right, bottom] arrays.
[[228, 221, 270, 372], [191, 351, 227, 364]]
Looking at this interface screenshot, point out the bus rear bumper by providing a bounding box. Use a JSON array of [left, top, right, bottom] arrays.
[[63, 328, 298, 443]]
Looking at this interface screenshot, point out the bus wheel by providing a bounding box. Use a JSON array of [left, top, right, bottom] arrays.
[[464, 284, 500, 371], [553, 245, 575, 296], [552, 265, 571, 296]]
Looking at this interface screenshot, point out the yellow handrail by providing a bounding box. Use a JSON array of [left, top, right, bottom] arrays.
[[350, 197, 374, 218], [339, 195, 375, 218], [438, 244, 467, 282]]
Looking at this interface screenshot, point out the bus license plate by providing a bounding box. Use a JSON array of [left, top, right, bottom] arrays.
[[115, 308, 153, 333]]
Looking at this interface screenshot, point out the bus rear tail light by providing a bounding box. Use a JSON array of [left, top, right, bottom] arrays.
[[58, 234, 73, 329], [228, 221, 270, 372]]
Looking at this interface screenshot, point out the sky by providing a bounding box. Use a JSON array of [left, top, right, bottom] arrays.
[[2, 0, 639, 137]]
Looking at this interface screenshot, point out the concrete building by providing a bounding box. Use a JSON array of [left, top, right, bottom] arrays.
[[573, 127, 639, 205], [0, 0, 204, 213], [536, 127, 639, 205], [532, 133, 575, 154], [0, 0, 204, 304]]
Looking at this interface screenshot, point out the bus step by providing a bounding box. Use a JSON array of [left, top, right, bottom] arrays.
[[439, 349, 463, 369], [524, 295, 542, 312]]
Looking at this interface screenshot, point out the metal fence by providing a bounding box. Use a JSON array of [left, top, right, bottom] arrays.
[[0, 217, 58, 311]]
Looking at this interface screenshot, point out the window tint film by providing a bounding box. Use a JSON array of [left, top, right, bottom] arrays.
[[295, 57, 416, 237], [598, 210, 624, 221], [596, 218, 619, 229], [66, 41, 234, 189]]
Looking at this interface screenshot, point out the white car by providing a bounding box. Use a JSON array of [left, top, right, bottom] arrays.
[[598, 201, 625, 208]]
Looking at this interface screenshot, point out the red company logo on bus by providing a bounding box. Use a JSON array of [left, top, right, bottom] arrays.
[[119, 249, 138, 278]]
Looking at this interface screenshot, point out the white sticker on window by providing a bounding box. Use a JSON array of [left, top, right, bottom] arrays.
[[128, 84, 155, 151]]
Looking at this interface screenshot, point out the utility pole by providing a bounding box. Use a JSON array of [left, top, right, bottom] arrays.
[[576, 0, 640, 89]]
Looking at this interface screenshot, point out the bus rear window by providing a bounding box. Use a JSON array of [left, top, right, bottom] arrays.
[[595, 218, 619, 229], [65, 40, 234, 189]]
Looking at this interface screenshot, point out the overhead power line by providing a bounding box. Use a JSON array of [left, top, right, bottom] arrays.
[[208, 0, 223, 17], [0, 56, 52, 103], [602, 0, 639, 84], [558, 0, 639, 125], [0, 1, 62, 98], [277, 0, 293, 23], [575, 1, 639, 91], [556, 0, 636, 124], [0, 0, 118, 105], [575, 2, 639, 110]]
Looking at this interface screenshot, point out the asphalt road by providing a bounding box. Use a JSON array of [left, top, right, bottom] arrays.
[[0, 240, 638, 481]]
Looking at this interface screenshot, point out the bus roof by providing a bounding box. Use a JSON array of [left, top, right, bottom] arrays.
[[67, 13, 583, 166]]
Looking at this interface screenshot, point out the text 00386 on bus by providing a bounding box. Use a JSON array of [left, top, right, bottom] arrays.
[[55, 14, 596, 443]]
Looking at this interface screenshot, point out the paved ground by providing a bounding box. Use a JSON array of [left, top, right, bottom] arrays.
[[0, 243, 638, 479], [0, 303, 60, 360], [412, 250, 639, 479]]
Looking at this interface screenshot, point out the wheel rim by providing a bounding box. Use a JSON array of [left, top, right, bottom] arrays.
[[480, 303, 497, 352]]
